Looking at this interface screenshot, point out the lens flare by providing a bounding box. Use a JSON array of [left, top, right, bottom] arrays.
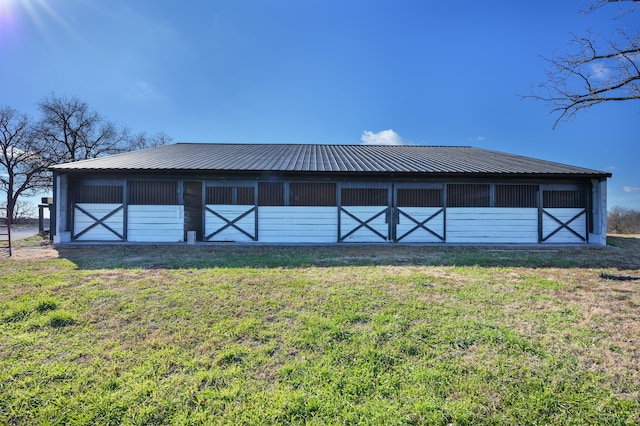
[[0, 0, 77, 45], [0, 0, 18, 29], [0, 2, 18, 43]]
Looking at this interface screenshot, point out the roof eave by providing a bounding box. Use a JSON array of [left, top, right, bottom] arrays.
[[51, 167, 612, 179]]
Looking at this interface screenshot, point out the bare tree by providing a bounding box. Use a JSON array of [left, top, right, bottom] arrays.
[[583, 0, 639, 14], [128, 130, 173, 151], [38, 94, 170, 163], [608, 205, 640, 233], [528, 0, 639, 128], [37, 94, 131, 162], [0, 107, 51, 221], [10, 200, 38, 223]]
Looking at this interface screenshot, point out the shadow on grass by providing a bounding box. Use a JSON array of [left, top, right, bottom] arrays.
[[53, 235, 640, 271]]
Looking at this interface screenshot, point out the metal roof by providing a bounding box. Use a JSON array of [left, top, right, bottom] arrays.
[[50, 143, 611, 177]]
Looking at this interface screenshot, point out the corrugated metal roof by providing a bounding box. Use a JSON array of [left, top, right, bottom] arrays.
[[50, 143, 611, 177]]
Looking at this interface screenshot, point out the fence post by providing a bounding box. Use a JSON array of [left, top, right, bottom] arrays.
[[0, 207, 11, 257]]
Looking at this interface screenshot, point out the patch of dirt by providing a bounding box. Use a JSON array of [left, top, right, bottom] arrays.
[[6, 241, 59, 260]]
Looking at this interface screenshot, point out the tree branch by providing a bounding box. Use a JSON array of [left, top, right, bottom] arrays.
[[524, 24, 640, 128]]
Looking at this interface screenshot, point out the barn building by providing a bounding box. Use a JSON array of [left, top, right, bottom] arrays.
[[50, 143, 611, 245]]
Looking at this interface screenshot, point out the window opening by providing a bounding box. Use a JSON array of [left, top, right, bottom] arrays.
[[72, 185, 123, 204], [289, 183, 336, 206], [206, 186, 255, 205], [447, 184, 490, 207], [543, 190, 587, 208], [495, 185, 537, 208], [128, 181, 178, 205], [258, 182, 285, 206], [341, 188, 388, 206], [397, 188, 442, 207]]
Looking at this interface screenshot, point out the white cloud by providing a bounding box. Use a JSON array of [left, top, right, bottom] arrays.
[[123, 79, 162, 102], [467, 135, 486, 143], [590, 63, 612, 81], [623, 186, 640, 193], [361, 129, 407, 145]]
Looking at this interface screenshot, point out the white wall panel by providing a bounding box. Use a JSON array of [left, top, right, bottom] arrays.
[[74, 203, 123, 241], [447, 208, 538, 243], [396, 207, 444, 243], [340, 206, 389, 242], [205, 205, 256, 242], [128, 205, 184, 242], [260, 207, 337, 243], [542, 208, 587, 243]]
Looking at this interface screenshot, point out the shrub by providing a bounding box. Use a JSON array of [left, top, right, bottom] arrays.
[[608, 206, 640, 234]]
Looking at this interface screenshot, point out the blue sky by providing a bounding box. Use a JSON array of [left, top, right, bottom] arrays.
[[1, 0, 639, 209]]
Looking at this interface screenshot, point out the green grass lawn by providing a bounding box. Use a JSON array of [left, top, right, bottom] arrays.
[[1, 238, 639, 424]]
